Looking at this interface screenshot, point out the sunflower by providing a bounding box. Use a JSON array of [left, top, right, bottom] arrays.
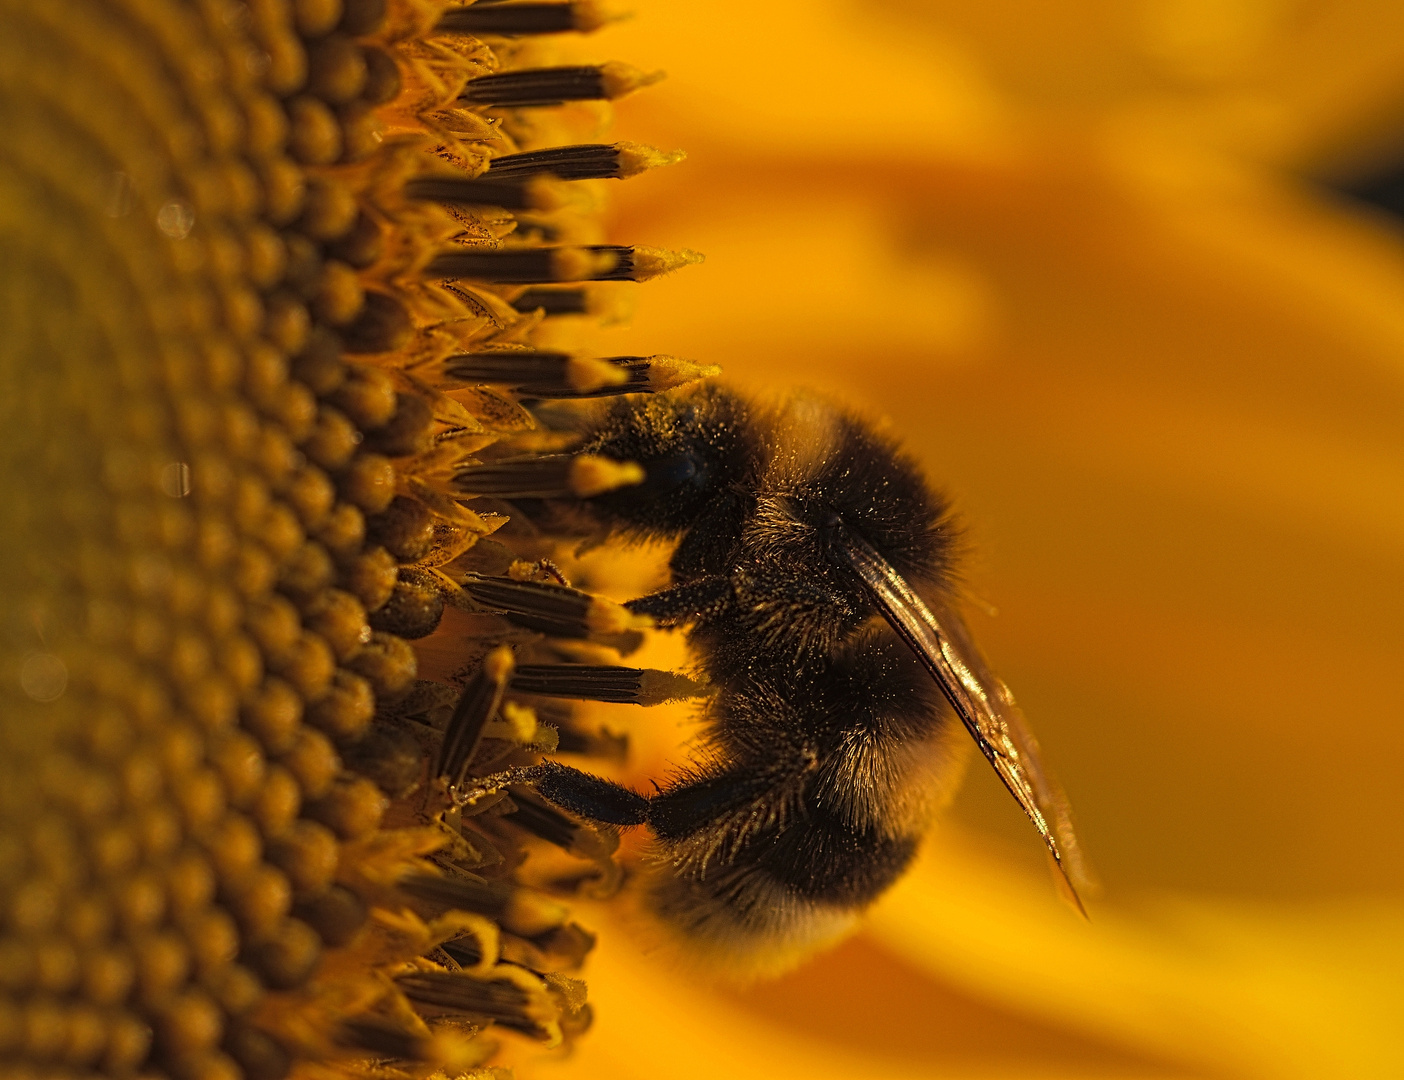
[[7, 2, 1404, 1080], [0, 1, 705, 1077]]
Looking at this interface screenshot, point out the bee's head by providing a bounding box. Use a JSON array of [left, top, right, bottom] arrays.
[[577, 385, 762, 540]]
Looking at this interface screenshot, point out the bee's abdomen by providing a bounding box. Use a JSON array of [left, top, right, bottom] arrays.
[[747, 815, 921, 907], [645, 815, 920, 975], [656, 794, 921, 912]]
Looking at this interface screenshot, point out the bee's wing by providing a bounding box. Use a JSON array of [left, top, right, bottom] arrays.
[[840, 533, 1093, 914]]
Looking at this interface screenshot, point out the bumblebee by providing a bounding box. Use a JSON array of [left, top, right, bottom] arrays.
[[471, 385, 1088, 972]]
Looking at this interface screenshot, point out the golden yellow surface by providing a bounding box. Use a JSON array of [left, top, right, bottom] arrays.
[[520, 2, 1404, 1078]]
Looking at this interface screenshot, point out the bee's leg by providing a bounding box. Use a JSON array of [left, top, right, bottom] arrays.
[[520, 760, 651, 826], [646, 772, 773, 837], [645, 749, 816, 840], [624, 575, 733, 626], [525, 762, 796, 837], [522, 744, 814, 840]]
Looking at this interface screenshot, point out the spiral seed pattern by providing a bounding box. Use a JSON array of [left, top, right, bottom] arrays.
[[0, 1, 701, 1076]]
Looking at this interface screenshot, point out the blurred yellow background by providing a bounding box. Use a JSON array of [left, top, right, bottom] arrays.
[[519, 2, 1404, 1078]]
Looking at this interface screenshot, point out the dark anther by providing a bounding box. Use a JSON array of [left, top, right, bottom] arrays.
[[487, 143, 623, 180], [460, 65, 609, 108], [396, 970, 535, 1025], [510, 288, 588, 316], [436, 649, 514, 786], [425, 246, 632, 284], [440, 936, 484, 968], [442, 351, 655, 398], [510, 665, 704, 706], [460, 574, 609, 639], [405, 176, 538, 210], [437, 2, 581, 36], [453, 454, 575, 497]]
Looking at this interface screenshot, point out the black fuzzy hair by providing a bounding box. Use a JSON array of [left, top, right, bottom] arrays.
[[580, 384, 762, 576]]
